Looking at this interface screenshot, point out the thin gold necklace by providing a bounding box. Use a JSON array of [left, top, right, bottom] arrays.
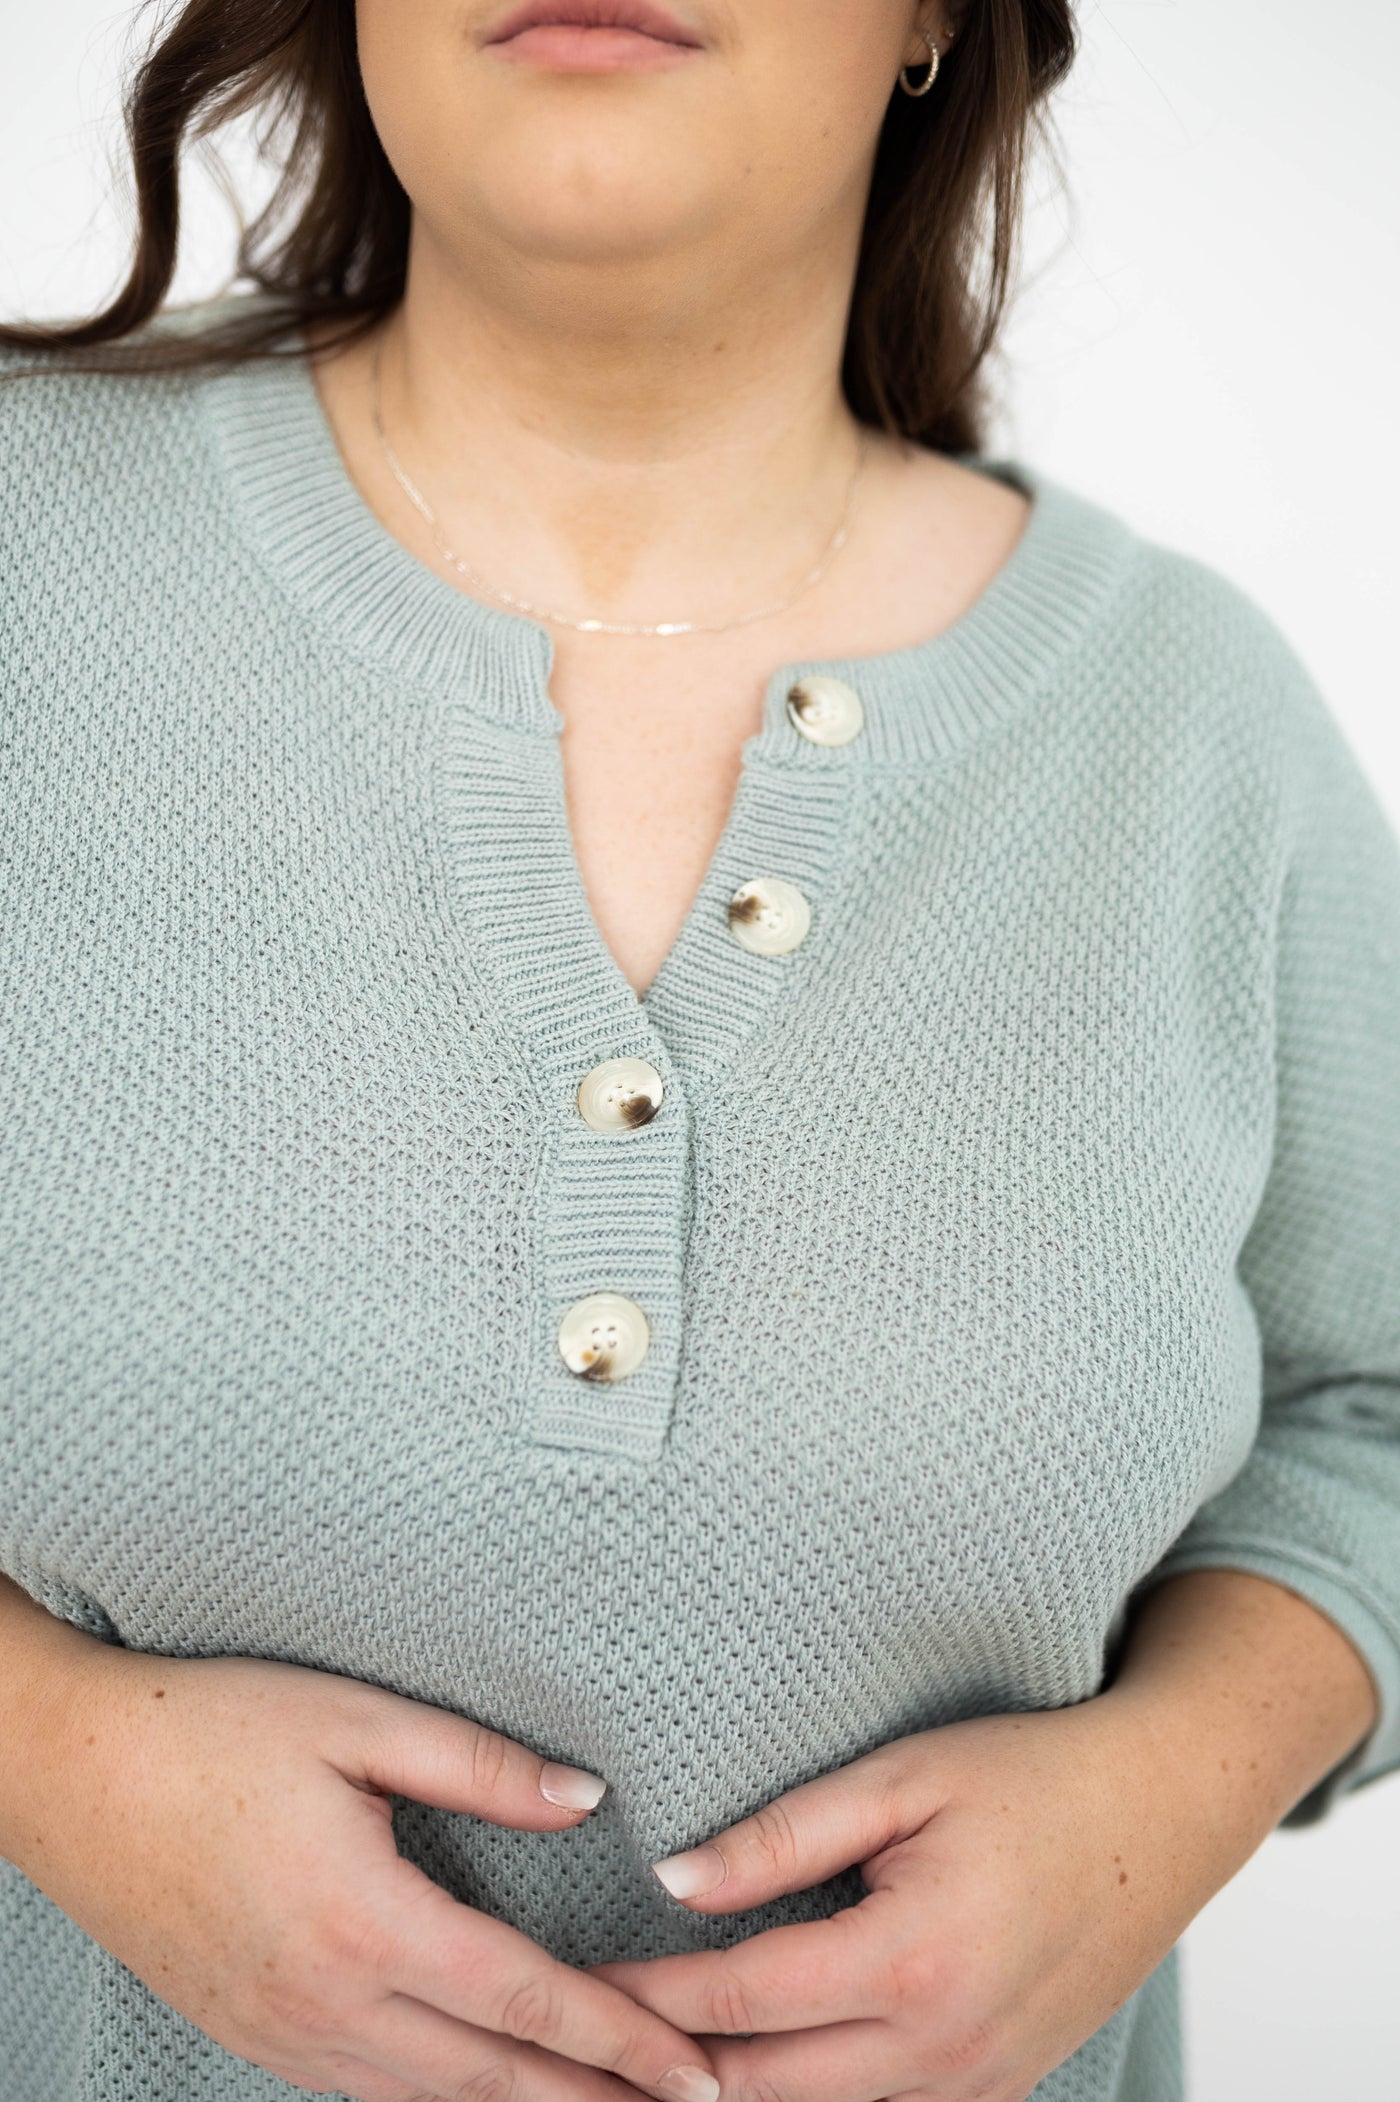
[[368, 330, 868, 638]]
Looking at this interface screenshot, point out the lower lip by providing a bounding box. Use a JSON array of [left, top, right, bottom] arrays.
[[488, 23, 700, 69]]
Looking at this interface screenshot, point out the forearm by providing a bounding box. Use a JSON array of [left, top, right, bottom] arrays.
[[1101, 1567, 1380, 1860], [0, 1571, 107, 1868]]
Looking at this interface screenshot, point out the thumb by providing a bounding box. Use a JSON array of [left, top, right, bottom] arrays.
[[336, 1686, 610, 1830]]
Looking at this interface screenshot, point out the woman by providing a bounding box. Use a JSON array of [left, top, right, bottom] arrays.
[[1, 2, 1396, 2100]]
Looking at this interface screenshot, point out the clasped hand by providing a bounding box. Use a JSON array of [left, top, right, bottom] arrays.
[[592, 1693, 1226, 2102]]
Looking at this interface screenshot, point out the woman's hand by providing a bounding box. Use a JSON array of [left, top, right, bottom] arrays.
[[16, 1630, 720, 2102], [587, 1692, 1250, 2102]]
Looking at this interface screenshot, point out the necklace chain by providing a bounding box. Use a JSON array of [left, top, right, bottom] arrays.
[[368, 328, 868, 638]]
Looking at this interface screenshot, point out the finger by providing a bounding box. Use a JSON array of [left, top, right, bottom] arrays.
[[389, 1877, 720, 2101], [588, 1895, 908, 2034], [366, 1991, 682, 2102], [334, 1689, 611, 1831], [702, 2017, 919, 2102], [647, 1739, 933, 1912]]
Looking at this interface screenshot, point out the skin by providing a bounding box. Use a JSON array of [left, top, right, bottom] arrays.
[[0, 1571, 719, 2102], [311, 0, 1026, 1001], [7, 6, 1381, 2102], [308, 12, 1385, 2091], [586, 1571, 1379, 2100]]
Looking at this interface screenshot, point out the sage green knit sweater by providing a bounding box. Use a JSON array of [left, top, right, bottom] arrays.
[[2, 317, 1398, 2102]]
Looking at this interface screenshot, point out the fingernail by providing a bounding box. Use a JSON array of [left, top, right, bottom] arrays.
[[656, 2068, 721, 2102], [651, 1843, 727, 1899], [539, 1761, 608, 1809]]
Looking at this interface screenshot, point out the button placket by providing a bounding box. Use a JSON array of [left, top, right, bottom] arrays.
[[558, 1059, 666, 1385], [537, 1057, 685, 1447], [640, 665, 866, 1092], [436, 716, 692, 1461], [436, 663, 866, 1463]]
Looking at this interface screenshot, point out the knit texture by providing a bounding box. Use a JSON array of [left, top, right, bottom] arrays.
[[2, 309, 1399, 2102]]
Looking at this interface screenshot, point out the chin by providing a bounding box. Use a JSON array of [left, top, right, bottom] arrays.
[[472, 145, 715, 260]]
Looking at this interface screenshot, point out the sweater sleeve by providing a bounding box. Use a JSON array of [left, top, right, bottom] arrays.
[[1127, 647, 1400, 1830]]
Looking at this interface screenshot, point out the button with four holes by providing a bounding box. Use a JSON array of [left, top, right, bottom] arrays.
[[727, 877, 811, 957], [786, 674, 865, 747], [576, 1055, 664, 1133], [557, 1291, 650, 1382]]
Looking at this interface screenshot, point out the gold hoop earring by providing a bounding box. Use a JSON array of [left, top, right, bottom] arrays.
[[898, 27, 942, 97]]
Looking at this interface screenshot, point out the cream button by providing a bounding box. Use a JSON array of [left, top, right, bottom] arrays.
[[557, 1292, 650, 1382], [576, 1056, 664, 1133], [786, 675, 865, 747], [727, 877, 811, 957]]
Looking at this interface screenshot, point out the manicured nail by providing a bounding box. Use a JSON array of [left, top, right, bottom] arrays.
[[656, 2067, 721, 2102], [539, 1761, 608, 1809], [651, 1843, 727, 1899]]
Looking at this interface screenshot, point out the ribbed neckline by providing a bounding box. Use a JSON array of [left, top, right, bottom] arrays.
[[197, 341, 1140, 767]]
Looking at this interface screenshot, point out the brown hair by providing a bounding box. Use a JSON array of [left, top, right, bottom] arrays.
[[0, 0, 1076, 453]]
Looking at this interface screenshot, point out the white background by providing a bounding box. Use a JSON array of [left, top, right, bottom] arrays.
[[3, 3, 1399, 2096]]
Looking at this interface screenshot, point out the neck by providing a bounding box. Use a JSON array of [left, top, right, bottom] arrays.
[[363, 218, 879, 626]]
